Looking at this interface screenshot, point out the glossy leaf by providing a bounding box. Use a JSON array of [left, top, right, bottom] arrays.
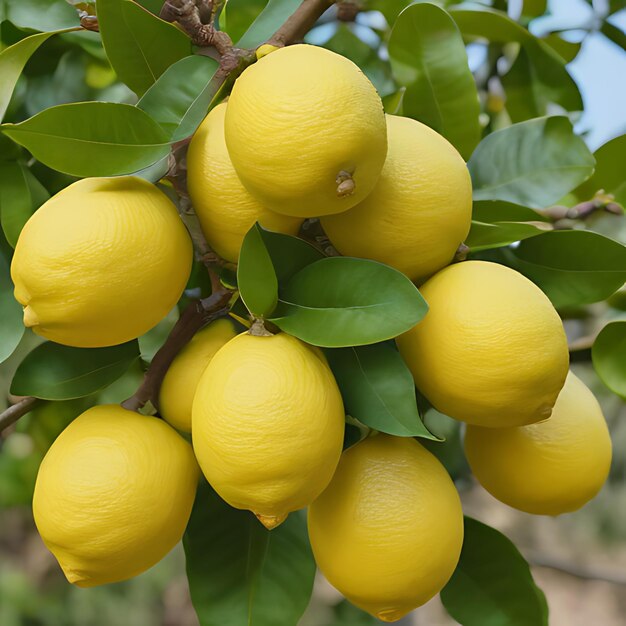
[[238, 223, 279, 318], [184, 481, 316, 626], [468, 117, 595, 208], [1, 102, 171, 177], [592, 321, 626, 399], [0, 162, 49, 247], [441, 517, 548, 626], [236, 0, 301, 48], [491, 230, 626, 308], [501, 48, 542, 122], [97, 0, 191, 96], [137, 54, 221, 141], [259, 229, 324, 284], [325, 343, 438, 439], [388, 2, 480, 159], [6, 0, 79, 32], [0, 253, 24, 364], [10, 340, 140, 400], [270, 257, 428, 347], [221, 0, 268, 44], [541, 34, 581, 63]]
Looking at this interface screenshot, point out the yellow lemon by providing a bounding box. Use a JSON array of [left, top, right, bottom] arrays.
[[321, 115, 472, 283], [33, 405, 199, 587], [11, 177, 192, 348], [224, 44, 387, 217], [192, 331, 344, 528], [308, 434, 463, 622], [397, 261, 569, 427], [187, 102, 302, 262], [464, 372, 612, 515], [158, 318, 237, 432]]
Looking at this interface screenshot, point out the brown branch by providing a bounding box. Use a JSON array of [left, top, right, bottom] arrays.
[[0, 397, 41, 434], [268, 0, 333, 46]]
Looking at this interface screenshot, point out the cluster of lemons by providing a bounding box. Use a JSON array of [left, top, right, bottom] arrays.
[[9, 45, 611, 621]]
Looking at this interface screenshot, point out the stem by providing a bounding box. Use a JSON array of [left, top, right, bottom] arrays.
[[268, 0, 333, 46], [0, 397, 41, 434]]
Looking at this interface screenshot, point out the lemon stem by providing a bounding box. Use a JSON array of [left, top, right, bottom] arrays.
[[336, 170, 356, 197], [248, 318, 274, 337]]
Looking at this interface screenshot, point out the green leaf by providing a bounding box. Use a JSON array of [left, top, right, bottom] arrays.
[[592, 321, 626, 399], [575, 134, 626, 207], [0, 162, 49, 247], [0, 252, 24, 364], [138, 54, 221, 141], [10, 340, 140, 400], [541, 34, 581, 63], [270, 257, 428, 347], [6, 0, 79, 32], [388, 2, 480, 159], [490, 230, 626, 308], [521, 0, 547, 18], [97, 0, 191, 96], [1, 102, 171, 177], [184, 480, 316, 626], [450, 7, 582, 113], [328, 600, 381, 626], [221, 0, 269, 44], [601, 20, 626, 52], [441, 517, 548, 626], [236, 0, 301, 48], [501, 48, 542, 122], [238, 223, 279, 318], [0, 30, 74, 123], [468, 117, 595, 208], [325, 342, 439, 439]]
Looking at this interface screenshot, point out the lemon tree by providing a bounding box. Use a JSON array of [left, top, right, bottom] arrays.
[[0, 1, 625, 625]]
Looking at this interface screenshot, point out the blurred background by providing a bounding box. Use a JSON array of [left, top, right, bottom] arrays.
[[1, 0, 625, 624]]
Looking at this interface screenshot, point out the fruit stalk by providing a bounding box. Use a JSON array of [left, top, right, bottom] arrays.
[[0, 396, 41, 434], [268, 0, 334, 46]]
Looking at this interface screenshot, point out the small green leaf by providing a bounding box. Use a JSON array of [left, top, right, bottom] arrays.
[[0, 252, 24, 364], [10, 341, 140, 400], [441, 517, 548, 626], [521, 0, 547, 18], [238, 223, 279, 318], [0, 162, 49, 247], [184, 480, 316, 626], [236, 0, 301, 48], [1, 102, 171, 177], [468, 117, 595, 208], [137, 54, 221, 141], [258, 229, 324, 283], [325, 343, 438, 439], [489, 230, 626, 308], [97, 0, 191, 96], [270, 257, 428, 347], [592, 321, 626, 399], [220, 0, 269, 44], [6, 0, 79, 32], [388, 2, 480, 159]]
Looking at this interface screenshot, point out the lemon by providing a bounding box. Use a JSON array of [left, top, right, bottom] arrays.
[[187, 102, 302, 262], [397, 261, 569, 427], [308, 434, 463, 622], [159, 318, 237, 432], [224, 44, 387, 217], [321, 115, 472, 283], [464, 372, 612, 515], [192, 331, 344, 529], [33, 405, 199, 587], [11, 177, 192, 348]]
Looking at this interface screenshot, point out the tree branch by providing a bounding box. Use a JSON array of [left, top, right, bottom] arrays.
[[268, 0, 333, 46], [0, 397, 41, 434]]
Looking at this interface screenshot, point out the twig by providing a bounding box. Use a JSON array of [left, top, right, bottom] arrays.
[[0, 397, 41, 434], [268, 0, 333, 46]]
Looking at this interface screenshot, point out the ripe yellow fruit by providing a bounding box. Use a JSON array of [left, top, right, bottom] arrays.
[[159, 318, 237, 432], [192, 331, 344, 528], [187, 102, 302, 262], [11, 177, 192, 348], [224, 44, 387, 217], [321, 115, 472, 283], [464, 372, 612, 515], [397, 261, 569, 428], [33, 405, 199, 587], [308, 434, 463, 622]]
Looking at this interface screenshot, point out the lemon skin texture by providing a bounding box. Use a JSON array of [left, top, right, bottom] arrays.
[[32, 405, 199, 587], [192, 332, 345, 528], [11, 177, 193, 348], [321, 115, 472, 283], [464, 372, 612, 515], [187, 102, 302, 262], [159, 318, 237, 432], [397, 261, 569, 427], [308, 434, 463, 622], [224, 44, 387, 218]]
